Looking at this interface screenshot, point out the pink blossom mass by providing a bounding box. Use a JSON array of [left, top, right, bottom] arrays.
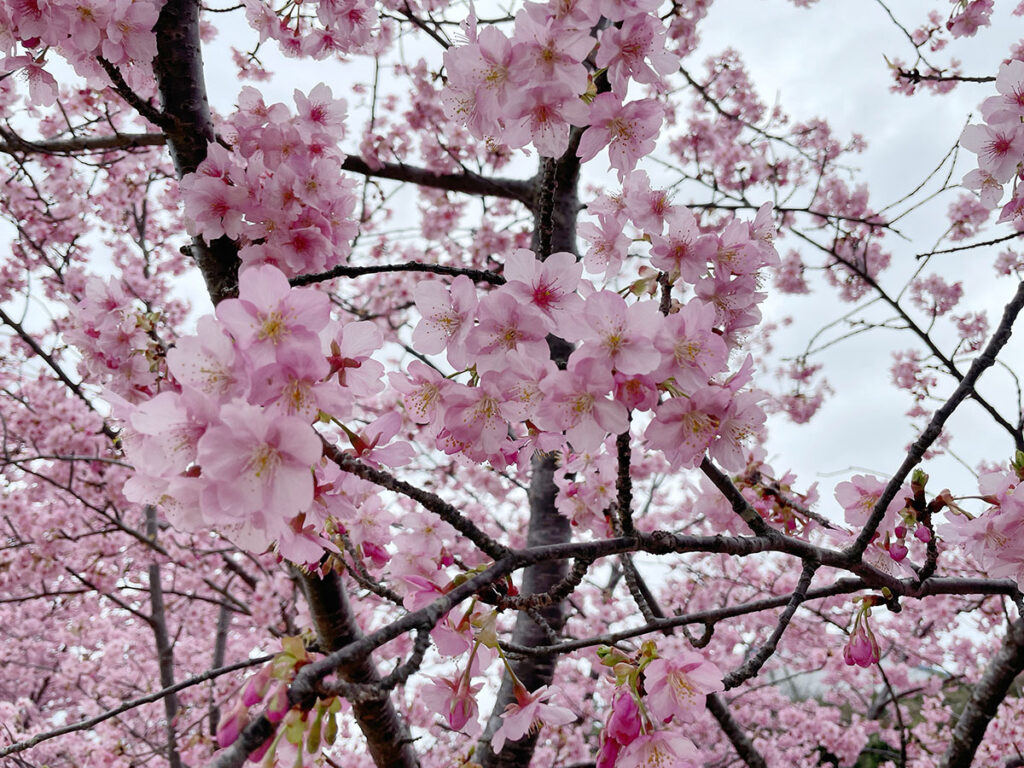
[[4, 1, 1024, 768]]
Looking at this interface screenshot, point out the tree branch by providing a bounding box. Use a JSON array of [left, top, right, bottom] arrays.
[[323, 442, 508, 561], [291, 261, 505, 287], [0, 655, 272, 759], [707, 692, 768, 768], [295, 569, 419, 768], [847, 279, 1024, 559], [341, 155, 533, 205], [0, 128, 166, 156], [942, 619, 1024, 768], [145, 505, 183, 768]]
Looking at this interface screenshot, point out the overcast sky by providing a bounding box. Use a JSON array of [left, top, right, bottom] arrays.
[[688, 2, 1024, 504]]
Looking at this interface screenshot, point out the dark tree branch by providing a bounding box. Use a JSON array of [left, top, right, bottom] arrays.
[[916, 231, 1024, 260], [323, 442, 508, 561], [847, 279, 1024, 559], [144, 506, 183, 768], [150, 0, 239, 303], [0, 128, 166, 156], [707, 692, 769, 768], [724, 560, 818, 689], [342, 155, 533, 204], [475, 129, 583, 768], [700, 457, 777, 537], [0, 655, 272, 759], [478, 453, 574, 768], [942, 619, 1024, 768], [295, 569, 419, 768], [292, 261, 505, 287]]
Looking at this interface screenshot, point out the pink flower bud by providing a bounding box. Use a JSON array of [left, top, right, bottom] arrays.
[[216, 704, 248, 749], [247, 734, 275, 763], [843, 627, 879, 668], [915, 525, 932, 543], [888, 542, 909, 561], [242, 666, 272, 707], [894, 524, 907, 538], [265, 682, 291, 724], [361, 541, 389, 566], [606, 690, 641, 744], [596, 733, 622, 768]]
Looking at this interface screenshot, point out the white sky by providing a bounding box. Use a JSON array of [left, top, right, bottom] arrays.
[[692, 2, 1024, 503]]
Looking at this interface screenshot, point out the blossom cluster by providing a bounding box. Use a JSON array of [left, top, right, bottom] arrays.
[[441, 2, 676, 175], [941, 459, 1024, 583], [595, 643, 723, 768], [180, 85, 358, 277], [73, 264, 390, 561], [404, 214, 776, 493], [242, 0, 380, 59], [960, 60, 1024, 223], [833, 473, 931, 573], [65, 276, 167, 403], [0, 0, 162, 100]]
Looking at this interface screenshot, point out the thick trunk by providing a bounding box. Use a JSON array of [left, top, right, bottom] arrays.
[[941, 619, 1024, 768], [478, 143, 582, 768], [297, 570, 420, 768], [152, 0, 238, 303]]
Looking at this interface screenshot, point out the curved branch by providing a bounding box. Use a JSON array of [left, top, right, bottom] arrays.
[[942, 619, 1024, 768], [0, 655, 272, 759], [341, 155, 534, 205], [847, 279, 1024, 558]]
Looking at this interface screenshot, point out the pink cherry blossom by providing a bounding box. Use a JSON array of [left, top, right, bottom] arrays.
[[644, 386, 732, 469], [596, 14, 678, 96], [502, 249, 583, 330], [196, 400, 321, 525], [215, 264, 330, 364], [534, 357, 629, 452], [412, 275, 479, 368], [491, 684, 576, 754], [563, 291, 663, 375], [577, 93, 664, 180], [644, 650, 724, 723], [504, 84, 591, 158], [422, 673, 483, 734], [616, 731, 701, 768], [960, 122, 1024, 183]]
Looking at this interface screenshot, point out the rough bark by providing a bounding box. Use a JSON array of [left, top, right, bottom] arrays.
[[152, 0, 238, 303], [942, 619, 1024, 768], [477, 142, 581, 768], [296, 570, 420, 768], [478, 453, 573, 768], [145, 505, 183, 768]]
